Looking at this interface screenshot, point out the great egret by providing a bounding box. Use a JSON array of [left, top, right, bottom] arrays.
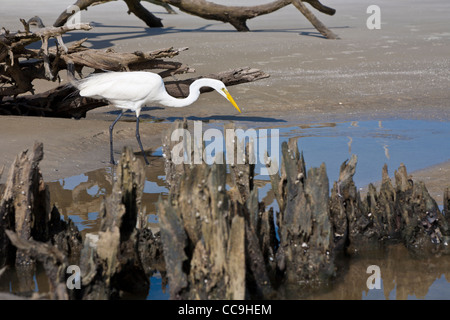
[[70, 70, 241, 165]]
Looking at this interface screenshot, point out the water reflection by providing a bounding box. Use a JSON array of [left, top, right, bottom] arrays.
[[48, 156, 167, 236], [260, 120, 450, 189], [304, 244, 450, 300]]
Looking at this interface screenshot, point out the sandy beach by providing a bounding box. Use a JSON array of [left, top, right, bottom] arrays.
[[1, 0, 449, 199]]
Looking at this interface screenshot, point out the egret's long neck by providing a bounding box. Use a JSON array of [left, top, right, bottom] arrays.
[[158, 79, 211, 108]]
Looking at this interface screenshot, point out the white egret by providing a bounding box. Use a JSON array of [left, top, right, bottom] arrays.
[[70, 70, 241, 165]]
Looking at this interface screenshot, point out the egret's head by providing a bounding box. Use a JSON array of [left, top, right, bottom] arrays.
[[208, 79, 241, 113]]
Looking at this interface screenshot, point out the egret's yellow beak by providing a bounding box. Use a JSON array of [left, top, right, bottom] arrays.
[[222, 88, 241, 113]]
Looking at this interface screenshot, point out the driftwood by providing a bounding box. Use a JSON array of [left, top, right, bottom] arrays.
[[0, 19, 189, 99], [0, 18, 92, 97], [0, 17, 268, 117], [54, 0, 338, 37], [54, 1, 177, 29]]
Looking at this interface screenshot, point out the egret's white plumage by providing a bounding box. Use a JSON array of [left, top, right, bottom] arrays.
[[71, 70, 241, 164]]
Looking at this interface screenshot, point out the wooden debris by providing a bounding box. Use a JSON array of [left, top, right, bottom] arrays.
[[445, 187, 450, 226], [0, 15, 269, 118], [291, 0, 339, 39], [54, 0, 338, 37], [54, 0, 164, 28]]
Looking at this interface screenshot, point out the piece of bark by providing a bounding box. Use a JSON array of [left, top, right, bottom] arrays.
[[274, 140, 335, 287]]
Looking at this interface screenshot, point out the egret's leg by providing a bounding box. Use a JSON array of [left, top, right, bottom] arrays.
[[136, 116, 150, 165], [109, 110, 125, 165]]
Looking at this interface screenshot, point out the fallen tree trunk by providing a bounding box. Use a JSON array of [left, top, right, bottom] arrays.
[[53, 0, 338, 37], [161, 0, 336, 34]]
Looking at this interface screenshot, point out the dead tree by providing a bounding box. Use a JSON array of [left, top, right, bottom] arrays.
[[54, 0, 338, 38]]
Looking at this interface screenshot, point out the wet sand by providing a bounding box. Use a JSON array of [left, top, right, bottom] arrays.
[[1, 0, 449, 199]]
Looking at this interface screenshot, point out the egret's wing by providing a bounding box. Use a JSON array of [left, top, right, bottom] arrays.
[[78, 72, 162, 102]]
